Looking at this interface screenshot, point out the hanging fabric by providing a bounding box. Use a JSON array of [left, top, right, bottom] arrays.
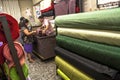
[[54, 0, 69, 16], [40, 0, 54, 13], [42, 10, 54, 17], [68, 0, 76, 14], [75, 0, 80, 13]]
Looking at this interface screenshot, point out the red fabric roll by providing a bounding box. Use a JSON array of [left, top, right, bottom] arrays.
[[0, 13, 19, 65], [3, 42, 25, 68], [0, 44, 5, 64], [0, 13, 19, 43]]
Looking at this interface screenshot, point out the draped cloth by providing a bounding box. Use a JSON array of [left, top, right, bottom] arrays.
[[54, 1, 69, 16], [68, 0, 76, 14]]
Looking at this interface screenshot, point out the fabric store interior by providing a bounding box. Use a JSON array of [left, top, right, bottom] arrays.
[[0, 0, 120, 80]]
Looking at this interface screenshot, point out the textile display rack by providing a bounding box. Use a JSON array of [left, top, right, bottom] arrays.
[[0, 16, 26, 80]]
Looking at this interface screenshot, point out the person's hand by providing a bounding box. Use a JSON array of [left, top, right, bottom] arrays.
[[42, 30, 46, 34], [32, 31, 36, 35]]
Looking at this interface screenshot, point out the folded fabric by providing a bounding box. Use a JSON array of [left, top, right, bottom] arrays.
[[3, 41, 25, 68], [58, 28, 120, 46]]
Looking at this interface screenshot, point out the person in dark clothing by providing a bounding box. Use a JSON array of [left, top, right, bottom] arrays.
[[21, 19, 36, 63], [18, 17, 26, 45], [19, 17, 26, 29]]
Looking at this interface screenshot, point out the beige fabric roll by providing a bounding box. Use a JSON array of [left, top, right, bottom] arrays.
[[58, 28, 120, 46]]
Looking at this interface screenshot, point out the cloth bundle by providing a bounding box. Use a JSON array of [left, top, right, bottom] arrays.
[[3, 42, 29, 80], [0, 13, 19, 65], [0, 13, 30, 80], [3, 42, 25, 68]]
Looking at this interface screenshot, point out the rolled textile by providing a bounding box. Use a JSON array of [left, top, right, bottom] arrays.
[[57, 69, 70, 80], [55, 8, 120, 30], [58, 28, 120, 46], [56, 35, 120, 71], [55, 56, 93, 80], [55, 46, 117, 79], [3, 41, 25, 68], [0, 13, 19, 43], [4, 63, 29, 80], [0, 13, 19, 64], [0, 43, 5, 64]]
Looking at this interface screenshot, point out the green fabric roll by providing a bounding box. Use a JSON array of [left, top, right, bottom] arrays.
[[4, 63, 28, 80], [55, 8, 120, 30], [58, 28, 120, 46], [57, 69, 70, 80], [55, 56, 94, 80], [56, 35, 120, 71]]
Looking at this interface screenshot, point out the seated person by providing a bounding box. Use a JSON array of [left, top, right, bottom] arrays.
[[36, 15, 55, 36]]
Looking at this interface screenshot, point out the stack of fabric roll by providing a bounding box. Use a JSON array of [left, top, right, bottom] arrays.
[[55, 8, 120, 80]]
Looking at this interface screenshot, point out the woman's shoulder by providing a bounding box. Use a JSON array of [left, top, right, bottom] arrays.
[[21, 26, 27, 31]]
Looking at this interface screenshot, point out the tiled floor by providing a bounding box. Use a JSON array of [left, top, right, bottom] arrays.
[[26, 54, 62, 80]]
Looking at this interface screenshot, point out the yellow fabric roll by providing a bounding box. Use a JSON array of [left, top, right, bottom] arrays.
[[58, 28, 120, 46], [57, 69, 70, 80], [55, 56, 94, 80]]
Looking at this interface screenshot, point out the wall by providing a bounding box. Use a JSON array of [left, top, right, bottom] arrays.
[[32, 0, 43, 5], [32, 0, 43, 25], [83, 0, 98, 12], [19, 0, 33, 19], [18, 0, 37, 26]]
